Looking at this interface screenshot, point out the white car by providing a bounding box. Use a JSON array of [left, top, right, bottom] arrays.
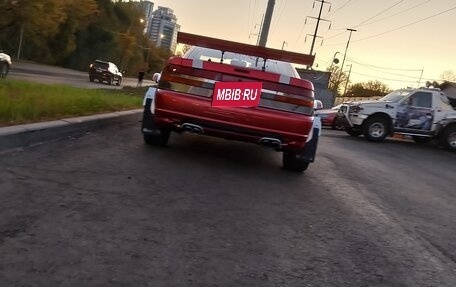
[[0, 52, 12, 78]]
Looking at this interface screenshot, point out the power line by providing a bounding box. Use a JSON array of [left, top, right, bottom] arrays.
[[353, 5, 456, 42], [350, 71, 419, 83], [361, 0, 431, 27], [351, 63, 423, 80], [248, 0, 253, 34], [295, 1, 317, 45], [323, 0, 432, 43], [350, 71, 440, 84], [355, 0, 404, 28], [327, 0, 356, 17], [323, 0, 403, 40], [346, 56, 423, 72], [270, 0, 287, 36], [319, 1, 357, 40]]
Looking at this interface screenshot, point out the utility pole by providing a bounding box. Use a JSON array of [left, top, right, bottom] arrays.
[[343, 64, 353, 96], [281, 41, 288, 50], [258, 0, 275, 47], [418, 68, 424, 88], [336, 28, 357, 94], [308, 0, 331, 56], [17, 24, 24, 60]]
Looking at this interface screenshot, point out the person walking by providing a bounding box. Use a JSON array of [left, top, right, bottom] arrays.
[[137, 70, 145, 87]]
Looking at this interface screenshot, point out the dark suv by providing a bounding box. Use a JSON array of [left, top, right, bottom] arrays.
[[89, 60, 122, 86]]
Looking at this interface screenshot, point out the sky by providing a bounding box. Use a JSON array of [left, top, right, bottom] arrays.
[[145, 0, 456, 90]]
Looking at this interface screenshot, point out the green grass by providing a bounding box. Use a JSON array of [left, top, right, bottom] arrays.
[[0, 79, 144, 127]]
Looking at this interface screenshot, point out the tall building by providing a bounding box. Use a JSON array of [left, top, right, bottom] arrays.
[[135, 0, 154, 34], [148, 6, 180, 54]]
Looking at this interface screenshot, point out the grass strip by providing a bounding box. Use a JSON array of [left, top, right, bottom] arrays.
[[0, 79, 143, 127]]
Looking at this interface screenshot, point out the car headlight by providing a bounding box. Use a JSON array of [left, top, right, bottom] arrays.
[[350, 105, 363, 113]]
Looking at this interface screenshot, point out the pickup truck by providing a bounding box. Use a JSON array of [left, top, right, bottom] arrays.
[[338, 85, 456, 151], [141, 32, 321, 172]]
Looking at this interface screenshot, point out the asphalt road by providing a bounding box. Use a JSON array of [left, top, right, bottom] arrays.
[[8, 61, 156, 89], [1, 121, 455, 286]]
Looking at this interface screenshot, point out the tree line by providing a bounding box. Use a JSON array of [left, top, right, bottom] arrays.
[[0, 0, 171, 76], [327, 61, 456, 99]]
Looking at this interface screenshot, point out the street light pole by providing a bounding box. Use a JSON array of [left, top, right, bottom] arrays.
[[336, 28, 356, 95]]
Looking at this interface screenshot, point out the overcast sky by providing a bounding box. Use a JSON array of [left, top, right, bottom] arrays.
[[148, 0, 455, 89]]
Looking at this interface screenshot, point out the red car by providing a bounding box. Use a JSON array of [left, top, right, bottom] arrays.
[[315, 104, 345, 130], [141, 32, 321, 172]]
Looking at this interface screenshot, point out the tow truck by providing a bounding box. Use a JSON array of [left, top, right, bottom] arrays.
[[338, 83, 456, 151]]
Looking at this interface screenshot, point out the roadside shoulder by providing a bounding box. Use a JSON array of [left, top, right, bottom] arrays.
[[0, 109, 142, 153]]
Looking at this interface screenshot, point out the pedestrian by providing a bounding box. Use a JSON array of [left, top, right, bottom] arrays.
[[137, 70, 145, 87]]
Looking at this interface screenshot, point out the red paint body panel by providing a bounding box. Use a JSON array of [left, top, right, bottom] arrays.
[[166, 57, 314, 91], [154, 89, 314, 148], [151, 32, 318, 150]]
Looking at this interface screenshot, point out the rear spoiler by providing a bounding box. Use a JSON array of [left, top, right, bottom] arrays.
[[177, 32, 315, 67]]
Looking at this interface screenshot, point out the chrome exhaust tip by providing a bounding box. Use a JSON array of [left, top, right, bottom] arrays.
[[181, 123, 204, 134], [258, 137, 282, 149]]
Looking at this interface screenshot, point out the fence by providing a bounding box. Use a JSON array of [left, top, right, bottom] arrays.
[[333, 96, 382, 106]]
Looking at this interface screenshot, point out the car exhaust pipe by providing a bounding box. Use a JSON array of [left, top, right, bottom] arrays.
[[258, 137, 282, 149], [181, 123, 204, 134]]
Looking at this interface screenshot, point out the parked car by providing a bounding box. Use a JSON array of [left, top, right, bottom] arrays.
[[141, 32, 321, 172], [315, 104, 345, 130], [0, 51, 12, 79], [88, 60, 122, 86]]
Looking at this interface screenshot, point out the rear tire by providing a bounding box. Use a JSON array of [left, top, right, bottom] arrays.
[[363, 116, 390, 142], [440, 125, 456, 152], [142, 105, 170, 146], [144, 131, 170, 146], [282, 150, 309, 172]]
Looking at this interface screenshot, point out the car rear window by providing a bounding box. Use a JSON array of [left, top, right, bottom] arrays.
[[93, 62, 109, 69], [184, 47, 301, 78]]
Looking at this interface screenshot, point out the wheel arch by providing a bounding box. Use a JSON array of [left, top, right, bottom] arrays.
[[438, 122, 456, 151], [364, 112, 394, 135], [440, 121, 456, 134]]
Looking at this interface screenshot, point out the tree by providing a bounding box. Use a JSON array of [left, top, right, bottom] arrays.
[[50, 0, 98, 65], [345, 80, 391, 98], [0, 0, 67, 59], [440, 70, 456, 82], [0, 0, 171, 76], [175, 44, 192, 57], [327, 64, 347, 96]]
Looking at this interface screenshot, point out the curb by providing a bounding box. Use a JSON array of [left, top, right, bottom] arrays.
[[0, 109, 143, 153]]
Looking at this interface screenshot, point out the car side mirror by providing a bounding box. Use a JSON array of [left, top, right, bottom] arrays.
[[152, 72, 161, 83], [313, 100, 323, 110]]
